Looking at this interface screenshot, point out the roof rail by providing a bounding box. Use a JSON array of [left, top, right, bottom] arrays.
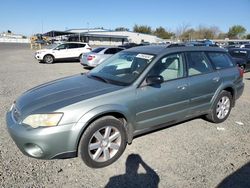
[[166, 42, 219, 48], [166, 43, 186, 48]]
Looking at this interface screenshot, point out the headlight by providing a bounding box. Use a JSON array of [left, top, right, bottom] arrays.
[[22, 113, 63, 128]]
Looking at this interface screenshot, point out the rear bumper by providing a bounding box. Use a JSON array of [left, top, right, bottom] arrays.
[[235, 82, 244, 100], [80, 59, 98, 67]]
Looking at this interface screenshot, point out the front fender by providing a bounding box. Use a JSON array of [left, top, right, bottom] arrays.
[[72, 104, 135, 151]]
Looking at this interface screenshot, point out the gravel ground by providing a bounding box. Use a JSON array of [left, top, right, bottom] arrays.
[[0, 43, 250, 188]]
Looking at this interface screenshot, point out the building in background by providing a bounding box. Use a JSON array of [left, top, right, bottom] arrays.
[[43, 28, 165, 45], [0, 31, 29, 43]]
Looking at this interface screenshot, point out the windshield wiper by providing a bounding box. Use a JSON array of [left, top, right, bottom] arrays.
[[89, 74, 109, 83]]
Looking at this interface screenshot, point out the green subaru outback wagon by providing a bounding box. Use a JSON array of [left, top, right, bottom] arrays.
[[6, 45, 244, 168]]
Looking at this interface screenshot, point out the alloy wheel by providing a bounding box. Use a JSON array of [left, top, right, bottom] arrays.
[[216, 96, 230, 119], [88, 126, 121, 162]]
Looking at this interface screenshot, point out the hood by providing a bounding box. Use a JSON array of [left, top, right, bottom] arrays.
[[36, 49, 51, 53], [15, 74, 123, 117]]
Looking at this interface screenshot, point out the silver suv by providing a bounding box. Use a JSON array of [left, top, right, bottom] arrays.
[[7, 45, 244, 168]]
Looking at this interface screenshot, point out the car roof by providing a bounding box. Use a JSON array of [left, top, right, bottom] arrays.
[[125, 45, 226, 55], [94, 46, 123, 49], [63, 42, 88, 45]]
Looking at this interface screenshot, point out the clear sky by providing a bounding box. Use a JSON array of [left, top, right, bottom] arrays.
[[0, 0, 249, 36]]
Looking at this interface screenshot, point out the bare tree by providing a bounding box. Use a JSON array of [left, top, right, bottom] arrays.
[[175, 22, 191, 40]]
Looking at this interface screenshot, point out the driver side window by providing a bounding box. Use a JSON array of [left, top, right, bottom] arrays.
[[148, 53, 185, 81]]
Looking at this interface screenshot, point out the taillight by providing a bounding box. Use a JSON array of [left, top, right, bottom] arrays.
[[238, 66, 244, 78], [87, 55, 95, 61]]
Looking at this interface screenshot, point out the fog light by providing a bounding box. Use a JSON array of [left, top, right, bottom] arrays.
[[24, 143, 44, 158]]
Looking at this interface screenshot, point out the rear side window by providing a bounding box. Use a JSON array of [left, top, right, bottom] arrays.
[[116, 48, 124, 53], [78, 43, 86, 48], [68, 43, 79, 49], [207, 52, 234, 69], [187, 52, 213, 76]]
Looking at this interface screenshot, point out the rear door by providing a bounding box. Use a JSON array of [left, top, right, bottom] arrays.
[[207, 51, 240, 90], [186, 51, 222, 114], [67, 43, 80, 58]]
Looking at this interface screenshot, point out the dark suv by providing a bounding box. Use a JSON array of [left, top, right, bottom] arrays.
[[6, 45, 244, 168], [228, 47, 250, 72]]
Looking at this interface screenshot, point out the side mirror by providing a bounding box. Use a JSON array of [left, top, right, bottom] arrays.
[[146, 75, 164, 85]]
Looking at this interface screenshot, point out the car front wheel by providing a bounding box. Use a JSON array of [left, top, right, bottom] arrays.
[[78, 116, 127, 168], [43, 54, 54, 64]]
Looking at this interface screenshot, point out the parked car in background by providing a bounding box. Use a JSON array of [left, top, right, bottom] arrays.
[[7, 45, 244, 168], [35, 42, 92, 64], [118, 42, 139, 49], [240, 43, 250, 48], [185, 41, 219, 47], [228, 48, 250, 72], [80, 46, 124, 67]]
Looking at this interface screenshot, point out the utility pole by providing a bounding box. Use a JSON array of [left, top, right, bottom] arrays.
[[41, 20, 43, 34]]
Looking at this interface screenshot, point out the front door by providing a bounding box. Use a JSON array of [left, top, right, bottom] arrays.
[[135, 53, 190, 130], [53, 43, 70, 59]]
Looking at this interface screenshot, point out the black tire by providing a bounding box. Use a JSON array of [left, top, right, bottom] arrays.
[[43, 54, 54, 64], [205, 90, 233, 123], [78, 116, 127, 168]]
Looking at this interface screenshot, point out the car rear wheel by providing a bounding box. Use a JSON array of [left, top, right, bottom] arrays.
[[78, 116, 127, 168], [43, 54, 54, 64], [205, 90, 232, 123]]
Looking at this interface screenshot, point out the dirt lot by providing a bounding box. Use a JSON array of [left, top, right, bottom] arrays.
[[0, 43, 250, 188]]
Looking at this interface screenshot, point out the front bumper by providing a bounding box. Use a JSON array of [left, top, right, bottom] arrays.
[[6, 111, 77, 159], [34, 54, 43, 61]]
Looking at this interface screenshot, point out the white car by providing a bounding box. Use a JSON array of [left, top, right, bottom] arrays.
[[35, 42, 92, 64]]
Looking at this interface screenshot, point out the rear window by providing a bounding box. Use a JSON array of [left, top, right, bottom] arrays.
[[207, 52, 234, 69], [68, 43, 79, 49], [92, 47, 105, 53]]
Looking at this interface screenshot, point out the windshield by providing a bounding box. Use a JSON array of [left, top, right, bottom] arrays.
[[46, 44, 58, 49], [89, 51, 155, 86]]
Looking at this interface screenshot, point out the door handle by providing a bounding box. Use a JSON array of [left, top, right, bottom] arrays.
[[177, 84, 187, 90], [212, 77, 220, 82]]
